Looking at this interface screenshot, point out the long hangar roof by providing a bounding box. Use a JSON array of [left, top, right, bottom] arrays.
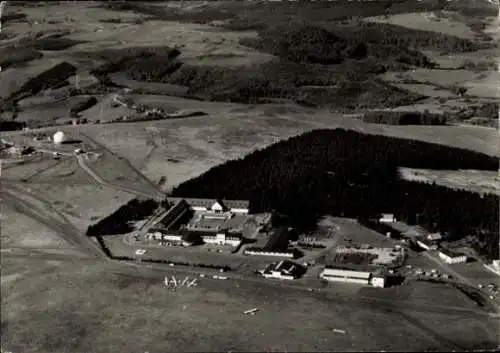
[[322, 268, 371, 279], [168, 197, 249, 210]]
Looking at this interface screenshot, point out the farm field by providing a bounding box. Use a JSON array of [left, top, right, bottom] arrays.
[[399, 167, 500, 196], [422, 47, 499, 69], [108, 73, 189, 97], [379, 69, 500, 99], [78, 93, 137, 123], [363, 12, 477, 40]]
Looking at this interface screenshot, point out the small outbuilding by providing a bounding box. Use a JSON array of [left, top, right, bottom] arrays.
[[426, 232, 443, 241], [379, 213, 396, 223], [259, 260, 306, 280]]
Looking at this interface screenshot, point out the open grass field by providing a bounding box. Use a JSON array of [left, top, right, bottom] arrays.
[[21, 183, 135, 228], [422, 47, 499, 69], [2, 255, 498, 353], [359, 280, 483, 310], [1, 206, 75, 250], [399, 167, 500, 196]]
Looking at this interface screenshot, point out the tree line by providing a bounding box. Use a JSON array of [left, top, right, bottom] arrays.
[[171, 129, 499, 260], [362, 110, 448, 125], [86, 198, 163, 237]]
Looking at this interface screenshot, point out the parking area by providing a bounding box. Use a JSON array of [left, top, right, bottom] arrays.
[[105, 234, 277, 274]]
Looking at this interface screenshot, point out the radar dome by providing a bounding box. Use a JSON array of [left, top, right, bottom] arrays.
[[53, 131, 66, 144]]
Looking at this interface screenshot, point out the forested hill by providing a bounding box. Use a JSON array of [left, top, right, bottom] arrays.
[[172, 129, 499, 259]]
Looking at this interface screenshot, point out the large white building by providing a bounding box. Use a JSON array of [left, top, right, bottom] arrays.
[[147, 230, 242, 247], [168, 197, 250, 214], [438, 248, 467, 264], [320, 268, 372, 285], [320, 268, 387, 287], [202, 233, 242, 247]]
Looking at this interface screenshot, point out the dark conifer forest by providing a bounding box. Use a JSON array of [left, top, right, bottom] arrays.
[[171, 129, 499, 260]]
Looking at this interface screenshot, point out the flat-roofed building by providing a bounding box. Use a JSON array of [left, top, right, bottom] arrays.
[[438, 248, 467, 264], [426, 232, 443, 241], [370, 274, 386, 288], [244, 227, 296, 258], [379, 213, 396, 223], [320, 268, 372, 285], [202, 232, 242, 247]]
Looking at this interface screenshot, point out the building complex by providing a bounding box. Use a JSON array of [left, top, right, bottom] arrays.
[[146, 198, 251, 248]]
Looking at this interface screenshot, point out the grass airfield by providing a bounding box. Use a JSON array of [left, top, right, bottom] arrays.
[[2, 257, 498, 353]]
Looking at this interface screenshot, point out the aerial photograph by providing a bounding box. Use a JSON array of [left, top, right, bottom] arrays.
[[1, 0, 499, 352]]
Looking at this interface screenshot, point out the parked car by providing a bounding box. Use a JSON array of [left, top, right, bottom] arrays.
[[135, 249, 147, 256]]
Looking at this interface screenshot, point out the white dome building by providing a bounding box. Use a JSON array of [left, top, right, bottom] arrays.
[[53, 131, 67, 145]]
